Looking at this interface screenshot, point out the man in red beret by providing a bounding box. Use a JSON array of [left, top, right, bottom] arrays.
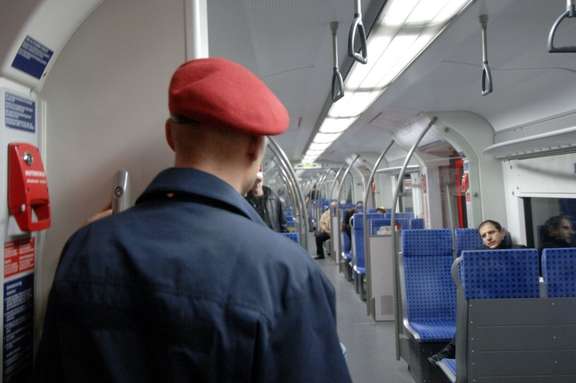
[[35, 58, 352, 383]]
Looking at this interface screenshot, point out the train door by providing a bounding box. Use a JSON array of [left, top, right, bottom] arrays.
[[419, 141, 468, 228]]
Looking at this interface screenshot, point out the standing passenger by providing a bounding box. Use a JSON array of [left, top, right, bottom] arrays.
[[35, 58, 352, 383], [245, 171, 288, 232]]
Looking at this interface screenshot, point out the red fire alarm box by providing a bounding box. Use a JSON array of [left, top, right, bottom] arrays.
[[8, 143, 51, 232]]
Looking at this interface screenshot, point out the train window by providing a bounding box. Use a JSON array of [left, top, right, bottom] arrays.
[[523, 197, 576, 248]]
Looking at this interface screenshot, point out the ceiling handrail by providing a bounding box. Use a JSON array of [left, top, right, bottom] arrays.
[[548, 0, 576, 53], [480, 15, 493, 96], [348, 0, 368, 64], [331, 21, 345, 102]]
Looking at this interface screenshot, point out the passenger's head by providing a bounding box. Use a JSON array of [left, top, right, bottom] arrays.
[[544, 215, 574, 243], [165, 58, 289, 194], [249, 171, 264, 196], [478, 219, 505, 249], [376, 207, 387, 214]]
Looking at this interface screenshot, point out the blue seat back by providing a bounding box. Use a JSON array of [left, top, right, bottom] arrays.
[[455, 228, 483, 257], [409, 218, 425, 229], [461, 249, 539, 300], [542, 248, 576, 297], [402, 229, 455, 322], [282, 232, 299, 244], [351, 213, 386, 268], [342, 231, 352, 253]]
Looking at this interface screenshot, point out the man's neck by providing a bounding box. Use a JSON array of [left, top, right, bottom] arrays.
[[174, 159, 246, 194]]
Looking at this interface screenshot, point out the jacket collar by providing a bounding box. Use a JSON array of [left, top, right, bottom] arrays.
[[136, 167, 265, 224]]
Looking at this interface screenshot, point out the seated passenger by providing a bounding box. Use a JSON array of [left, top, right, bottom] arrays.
[[428, 219, 525, 364], [376, 207, 387, 214], [541, 215, 575, 248]]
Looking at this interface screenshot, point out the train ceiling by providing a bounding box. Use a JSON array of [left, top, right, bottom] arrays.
[[209, 0, 576, 165]]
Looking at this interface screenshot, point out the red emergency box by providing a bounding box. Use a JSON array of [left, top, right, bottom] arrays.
[[8, 143, 51, 232]]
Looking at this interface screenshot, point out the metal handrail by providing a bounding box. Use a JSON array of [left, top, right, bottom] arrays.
[[112, 169, 130, 213], [331, 21, 345, 102], [267, 138, 309, 249], [336, 155, 360, 270], [480, 15, 493, 96], [330, 166, 347, 200], [391, 116, 437, 360], [451, 256, 464, 289], [363, 141, 395, 317], [548, 0, 576, 53], [348, 0, 368, 64]]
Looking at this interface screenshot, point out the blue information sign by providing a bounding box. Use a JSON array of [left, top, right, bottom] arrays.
[[4, 93, 35, 133], [3, 273, 34, 383], [11, 36, 53, 80]]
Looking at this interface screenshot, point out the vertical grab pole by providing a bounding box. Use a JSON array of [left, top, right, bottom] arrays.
[[112, 169, 130, 214], [185, 0, 209, 59], [391, 117, 437, 360], [363, 141, 395, 317], [267, 138, 309, 250], [336, 156, 360, 271]]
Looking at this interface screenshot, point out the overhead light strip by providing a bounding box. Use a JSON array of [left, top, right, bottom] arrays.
[[302, 0, 473, 162]]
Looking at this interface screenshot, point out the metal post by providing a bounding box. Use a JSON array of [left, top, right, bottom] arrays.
[[112, 169, 130, 213], [391, 117, 437, 360], [267, 138, 309, 250], [363, 141, 395, 317], [336, 155, 360, 271], [185, 0, 209, 59]]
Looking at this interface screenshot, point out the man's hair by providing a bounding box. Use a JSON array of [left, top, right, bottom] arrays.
[[478, 219, 502, 232], [544, 215, 572, 233]]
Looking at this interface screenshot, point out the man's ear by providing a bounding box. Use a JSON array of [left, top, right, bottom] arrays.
[[165, 119, 176, 152], [247, 135, 265, 163]]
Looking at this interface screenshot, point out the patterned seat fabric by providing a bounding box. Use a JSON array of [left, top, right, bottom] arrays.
[[461, 249, 539, 300], [402, 229, 456, 341], [455, 228, 483, 257], [542, 248, 576, 297], [282, 232, 299, 243], [409, 218, 425, 229]]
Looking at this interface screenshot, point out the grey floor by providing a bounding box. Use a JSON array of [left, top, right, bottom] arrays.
[[309, 238, 414, 383]]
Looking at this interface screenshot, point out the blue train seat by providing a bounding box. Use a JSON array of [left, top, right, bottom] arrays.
[[437, 358, 456, 383], [454, 228, 483, 257], [409, 218, 425, 229], [341, 232, 352, 261], [282, 232, 299, 244], [542, 248, 576, 297], [402, 229, 456, 341], [461, 249, 540, 299]]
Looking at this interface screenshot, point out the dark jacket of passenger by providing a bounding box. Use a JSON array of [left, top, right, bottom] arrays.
[[540, 232, 575, 249], [35, 168, 351, 383], [245, 185, 287, 232]]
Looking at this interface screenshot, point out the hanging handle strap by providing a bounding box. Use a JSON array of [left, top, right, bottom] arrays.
[[348, 0, 368, 64], [480, 15, 493, 96], [331, 21, 345, 102], [548, 1, 576, 53]]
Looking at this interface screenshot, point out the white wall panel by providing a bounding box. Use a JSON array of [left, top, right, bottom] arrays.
[[39, 0, 186, 320]]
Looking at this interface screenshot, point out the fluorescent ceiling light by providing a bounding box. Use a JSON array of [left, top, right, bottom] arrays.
[[319, 117, 358, 133], [303, 0, 473, 162], [313, 132, 343, 144]]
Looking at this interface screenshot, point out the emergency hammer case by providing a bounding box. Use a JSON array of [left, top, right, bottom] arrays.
[[8, 143, 51, 232]]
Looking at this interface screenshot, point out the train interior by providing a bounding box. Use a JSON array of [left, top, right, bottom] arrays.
[[2, 0, 576, 382]]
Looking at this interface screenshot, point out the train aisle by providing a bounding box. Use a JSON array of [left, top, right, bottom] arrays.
[[314, 256, 414, 383]]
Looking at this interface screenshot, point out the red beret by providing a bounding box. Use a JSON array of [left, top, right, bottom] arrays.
[[169, 57, 289, 136]]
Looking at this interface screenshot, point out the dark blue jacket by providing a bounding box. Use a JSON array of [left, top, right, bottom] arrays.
[[35, 167, 351, 383]]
